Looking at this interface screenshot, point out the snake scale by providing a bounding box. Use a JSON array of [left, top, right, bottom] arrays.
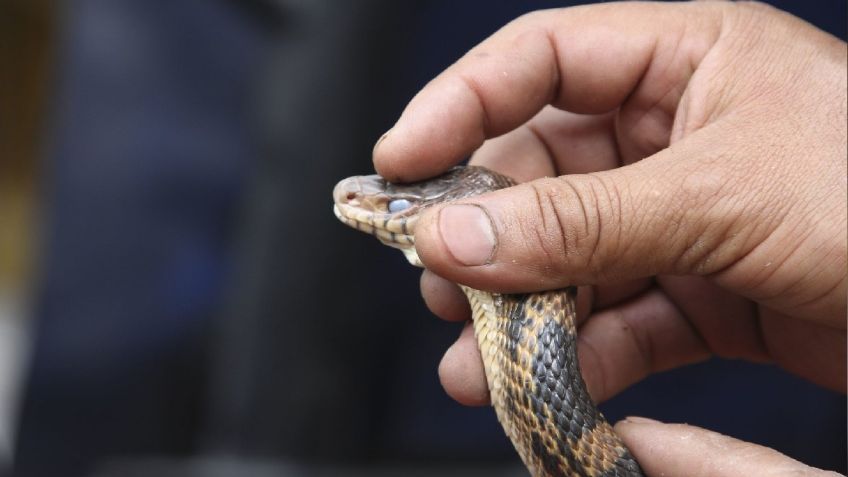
[[333, 165, 643, 477]]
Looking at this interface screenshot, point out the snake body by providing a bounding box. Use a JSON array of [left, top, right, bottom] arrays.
[[333, 166, 643, 477]]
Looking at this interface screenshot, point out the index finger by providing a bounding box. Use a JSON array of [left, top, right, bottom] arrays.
[[373, 2, 723, 182]]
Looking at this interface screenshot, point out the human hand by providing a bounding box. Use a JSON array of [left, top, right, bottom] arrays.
[[373, 2, 846, 474], [613, 417, 844, 477]]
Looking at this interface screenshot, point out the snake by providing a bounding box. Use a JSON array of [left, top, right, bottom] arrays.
[[333, 165, 643, 477]]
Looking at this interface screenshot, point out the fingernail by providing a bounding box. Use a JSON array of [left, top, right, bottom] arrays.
[[438, 204, 496, 266], [623, 416, 660, 425], [373, 129, 390, 153]]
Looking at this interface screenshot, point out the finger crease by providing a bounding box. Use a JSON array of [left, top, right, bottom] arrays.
[[577, 333, 608, 402], [611, 308, 655, 377], [542, 26, 563, 106], [526, 122, 558, 166], [456, 72, 495, 137]]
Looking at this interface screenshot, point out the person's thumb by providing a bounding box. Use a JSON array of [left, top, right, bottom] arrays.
[[614, 417, 841, 476], [414, 133, 775, 293]]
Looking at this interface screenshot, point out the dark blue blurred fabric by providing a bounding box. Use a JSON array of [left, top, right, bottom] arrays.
[[15, 1, 846, 476], [15, 1, 265, 475]]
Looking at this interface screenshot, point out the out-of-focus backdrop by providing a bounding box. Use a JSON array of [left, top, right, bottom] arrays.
[[0, 1, 845, 476]]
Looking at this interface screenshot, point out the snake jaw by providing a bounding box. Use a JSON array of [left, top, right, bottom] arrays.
[[333, 202, 416, 242], [333, 176, 421, 265], [333, 202, 421, 266]]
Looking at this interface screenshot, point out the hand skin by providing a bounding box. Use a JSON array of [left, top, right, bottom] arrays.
[[373, 2, 846, 476]]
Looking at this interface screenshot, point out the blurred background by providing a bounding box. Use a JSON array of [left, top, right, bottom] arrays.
[[0, 0, 845, 476]]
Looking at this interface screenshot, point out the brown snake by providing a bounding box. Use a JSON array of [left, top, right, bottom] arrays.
[[333, 165, 643, 477]]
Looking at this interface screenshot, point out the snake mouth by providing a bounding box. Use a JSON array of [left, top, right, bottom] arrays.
[[333, 203, 416, 247], [332, 176, 419, 247]]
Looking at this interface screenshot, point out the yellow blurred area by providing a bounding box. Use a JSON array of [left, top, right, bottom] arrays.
[[0, 0, 53, 294], [0, 1, 53, 461], [0, 182, 34, 292]]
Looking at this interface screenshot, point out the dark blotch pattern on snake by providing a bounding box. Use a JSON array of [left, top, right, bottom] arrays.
[[333, 165, 643, 477]]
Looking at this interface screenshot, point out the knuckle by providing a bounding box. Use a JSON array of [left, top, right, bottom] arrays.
[[526, 178, 568, 275], [574, 175, 626, 276], [526, 175, 627, 280], [511, 9, 548, 27]]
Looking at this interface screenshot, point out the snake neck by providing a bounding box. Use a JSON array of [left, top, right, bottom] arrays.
[[462, 285, 643, 477]]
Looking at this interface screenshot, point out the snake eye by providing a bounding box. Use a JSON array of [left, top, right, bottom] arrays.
[[388, 198, 412, 213]]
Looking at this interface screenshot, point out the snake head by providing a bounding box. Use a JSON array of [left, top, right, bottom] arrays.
[[333, 165, 516, 267]]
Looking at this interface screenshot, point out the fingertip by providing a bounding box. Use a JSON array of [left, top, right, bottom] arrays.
[[373, 128, 428, 183], [612, 416, 668, 464], [614, 415, 662, 431], [576, 290, 711, 402], [420, 270, 470, 322], [613, 419, 823, 477], [372, 79, 486, 182], [372, 127, 409, 183], [414, 205, 462, 280], [438, 323, 490, 406]]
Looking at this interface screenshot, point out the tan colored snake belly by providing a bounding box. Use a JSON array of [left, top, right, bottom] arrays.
[[333, 166, 643, 477]]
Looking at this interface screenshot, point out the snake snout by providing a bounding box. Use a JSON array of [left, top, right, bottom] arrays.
[[332, 174, 386, 209]]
